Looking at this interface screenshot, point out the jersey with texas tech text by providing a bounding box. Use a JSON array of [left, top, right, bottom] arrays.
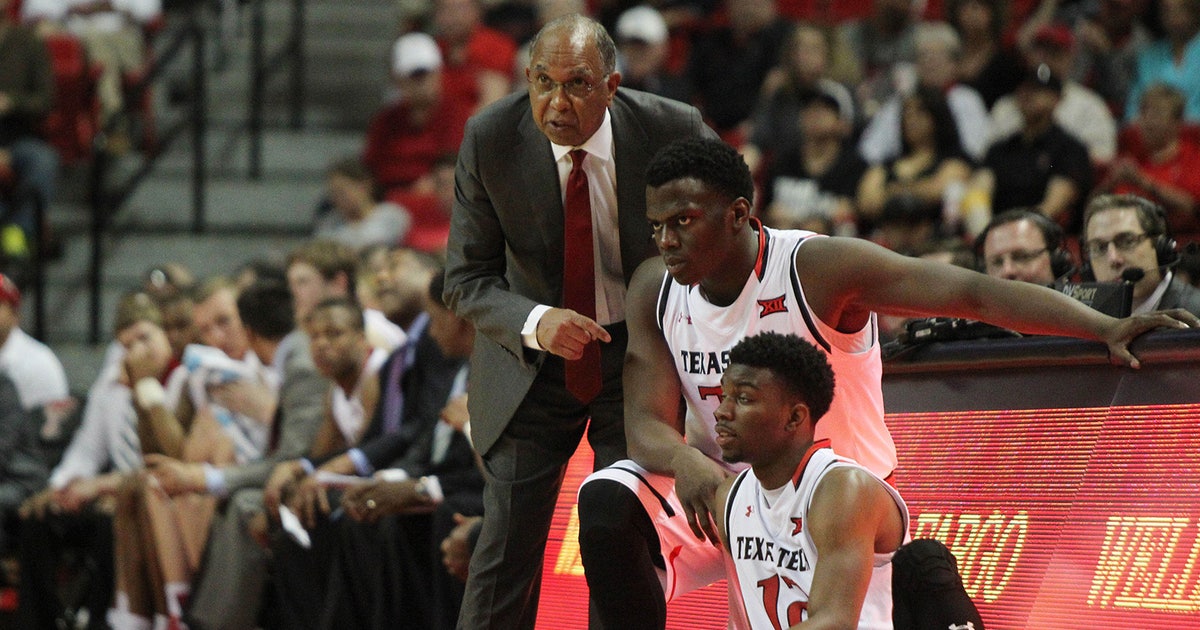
[[724, 441, 908, 629], [656, 224, 896, 477]]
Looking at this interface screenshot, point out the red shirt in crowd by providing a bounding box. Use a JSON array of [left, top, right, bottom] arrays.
[[1115, 138, 1200, 238], [362, 98, 467, 192]]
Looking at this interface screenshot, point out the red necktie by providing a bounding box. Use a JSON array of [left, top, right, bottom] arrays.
[[562, 149, 602, 403]]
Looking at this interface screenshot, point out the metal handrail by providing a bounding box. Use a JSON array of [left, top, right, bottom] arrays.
[[247, 0, 306, 180], [87, 5, 208, 343]]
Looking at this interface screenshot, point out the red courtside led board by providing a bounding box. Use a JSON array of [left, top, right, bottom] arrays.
[[533, 332, 1200, 629]]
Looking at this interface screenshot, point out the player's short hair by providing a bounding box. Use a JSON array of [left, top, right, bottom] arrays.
[[729, 332, 835, 423], [1141, 83, 1186, 119], [1083, 193, 1167, 239], [646, 137, 755, 204], [306, 296, 364, 332], [113, 291, 163, 334], [287, 240, 359, 299], [237, 280, 294, 340], [530, 14, 617, 75]]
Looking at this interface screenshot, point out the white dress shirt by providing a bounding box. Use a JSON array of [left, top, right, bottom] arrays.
[[522, 109, 626, 348], [0, 327, 69, 410], [48, 363, 140, 489]]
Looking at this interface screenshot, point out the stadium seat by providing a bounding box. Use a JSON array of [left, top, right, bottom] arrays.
[[41, 34, 100, 165]]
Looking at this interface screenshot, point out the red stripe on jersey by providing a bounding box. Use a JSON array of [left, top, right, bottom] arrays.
[[790, 439, 832, 488], [751, 218, 768, 281]]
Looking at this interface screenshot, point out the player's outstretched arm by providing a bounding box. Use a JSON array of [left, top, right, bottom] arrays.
[[796, 237, 1198, 367], [624, 257, 730, 544], [1097, 309, 1199, 368], [799, 468, 905, 630]]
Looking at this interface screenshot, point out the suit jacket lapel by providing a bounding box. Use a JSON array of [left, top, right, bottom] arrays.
[[516, 109, 564, 288], [610, 93, 658, 285]]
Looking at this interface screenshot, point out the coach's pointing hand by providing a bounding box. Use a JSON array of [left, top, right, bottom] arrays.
[[536, 307, 612, 360]]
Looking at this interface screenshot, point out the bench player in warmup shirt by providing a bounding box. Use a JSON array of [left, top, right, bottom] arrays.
[[714, 331, 906, 629], [577, 137, 1197, 628]]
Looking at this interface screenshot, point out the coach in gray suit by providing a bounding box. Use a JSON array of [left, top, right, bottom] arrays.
[[444, 13, 715, 630]]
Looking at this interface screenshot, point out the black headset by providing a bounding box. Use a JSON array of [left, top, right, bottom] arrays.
[[974, 209, 1074, 281], [1079, 195, 1178, 281]]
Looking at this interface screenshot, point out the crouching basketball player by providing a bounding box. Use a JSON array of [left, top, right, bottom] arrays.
[[712, 332, 906, 628]]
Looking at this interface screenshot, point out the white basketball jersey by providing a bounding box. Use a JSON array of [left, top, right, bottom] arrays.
[[657, 224, 896, 478], [724, 441, 908, 629]]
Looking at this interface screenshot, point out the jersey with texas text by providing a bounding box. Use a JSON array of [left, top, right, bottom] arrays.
[[656, 223, 896, 478], [724, 441, 908, 629]]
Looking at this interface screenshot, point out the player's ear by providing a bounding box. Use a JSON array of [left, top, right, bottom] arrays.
[[729, 197, 752, 228], [787, 401, 811, 432]]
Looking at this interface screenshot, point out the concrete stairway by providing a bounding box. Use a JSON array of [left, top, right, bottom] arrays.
[[31, 0, 401, 389]]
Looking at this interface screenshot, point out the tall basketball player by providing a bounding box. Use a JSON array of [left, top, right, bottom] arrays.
[[577, 137, 1197, 629]]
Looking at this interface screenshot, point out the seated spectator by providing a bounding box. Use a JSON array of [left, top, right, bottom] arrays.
[[0, 3, 57, 258], [1097, 83, 1200, 240], [266, 268, 469, 630], [314, 157, 411, 252], [975, 208, 1075, 285], [0, 273, 68, 410], [232, 257, 287, 292], [762, 90, 867, 236], [363, 32, 469, 194], [975, 65, 1093, 231], [178, 281, 327, 630], [858, 21, 991, 164], [21, 0, 161, 129], [274, 266, 480, 628], [1125, 0, 1200, 122], [1071, 0, 1152, 115], [1081, 193, 1200, 314], [989, 23, 1117, 165], [870, 192, 945, 257], [857, 87, 973, 237], [613, 5, 690, 104], [371, 246, 440, 334], [744, 22, 856, 175], [686, 0, 793, 141], [304, 298, 384, 456], [157, 290, 197, 364], [17, 292, 173, 630], [287, 239, 406, 358], [837, 0, 920, 118], [389, 152, 455, 253], [355, 244, 391, 313], [947, 0, 1023, 109], [432, 0, 517, 113], [110, 278, 273, 629]]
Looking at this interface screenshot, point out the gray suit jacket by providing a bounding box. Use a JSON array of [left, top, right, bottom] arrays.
[[1160, 275, 1200, 316], [222, 331, 327, 494], [0, 374, 46, 515], [444, 88, 715, 455]]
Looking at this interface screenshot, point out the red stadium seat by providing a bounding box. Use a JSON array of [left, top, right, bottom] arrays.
[[387, 188, 451, 253], [41, 33, 101, 165]]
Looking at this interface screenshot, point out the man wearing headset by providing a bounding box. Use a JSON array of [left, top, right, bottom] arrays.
[[1082, 193, 1200, 315], [976, 208, 1075, 286]]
